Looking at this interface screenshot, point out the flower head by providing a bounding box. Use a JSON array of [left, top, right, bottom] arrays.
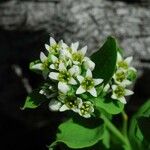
[[30, 52, 50, 78], [117, 53, 133, 71], [76, 69, 103, 97], [45, 37, 62, 56], [30, 36, 136, 119], [59, 96, 82, 112], [113, 70, 131, 86], [78, 101, 94, 118], [49, 62, 79, 94], [111, 85, 133, 104]]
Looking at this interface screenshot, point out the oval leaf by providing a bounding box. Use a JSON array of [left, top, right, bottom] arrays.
[[91, 36, 117, 85], [54, 117, 104, 149]]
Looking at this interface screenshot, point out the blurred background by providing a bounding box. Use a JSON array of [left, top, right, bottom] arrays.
[[0, 0, 150, 149]]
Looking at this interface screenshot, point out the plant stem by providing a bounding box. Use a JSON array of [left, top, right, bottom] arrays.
[[122, 111, 133, 150], [122, 111, 128, 136], [101, 113, 132, 150]]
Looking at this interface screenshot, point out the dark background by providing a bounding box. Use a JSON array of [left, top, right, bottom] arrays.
[[0, 0, 150, 150]]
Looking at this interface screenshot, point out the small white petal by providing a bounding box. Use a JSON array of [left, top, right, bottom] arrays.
[[71, 42, 79, 52], [58, 82, 70, 94], [88, 87, 97, 97], [80, 46, 87, 55], [76, 98, 83, 108], [49, 100, 62, 111], [104, 84, 110, 92], [49, 64, 56, 69], [69, 77, 77, 85], [76, 86, 86, 94], [77, 75, 84, 83], [45, 44, 50, 51], [60, 49, 71, 58], [125, 89, 134, 96], [73, 60, 80, 65], [58, 40, 63, 46], [94, 79, 103, 86], [82, 114, 91, 118], [119, 97, 126, 104], [40, 52, 47, 62], [69, 65, 80, 76], [59, 62, 66, 71], [51, 55, 58, 63], [50, 37, 56, 45], [31, 63, 43, 70], [125, 56, 133, 65], [112, 85, 117, 91], [111, 94, 117, 100], [49, 72, 59, 80], [117, 52, 123, 62], [59, 104, 69, 112], [122, 80, 132, 86], [86, 69, 92, 78], [61, 42, 68, 49], [83, 57, 95, 70]]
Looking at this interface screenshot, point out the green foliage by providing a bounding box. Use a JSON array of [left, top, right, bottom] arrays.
[[102, 127, 110, 149], [129, 100, 150, 150], [95, 96, 124, 115], [50, 117, 104, 149], [91, 36, 117, 85], [22, 89, 48, 109]]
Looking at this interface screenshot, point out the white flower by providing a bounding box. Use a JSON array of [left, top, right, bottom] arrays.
[[31, 52, 49, 78], [78, 101, 94, 118], [113, 70, 131, 86], [111, 85, 134, 104], [70, 42, 88, 65], [31, 52, 48, 70], [76, 69, 103, 97], [45, 37, 62, 55], [59, 97, 82, 112], [117, 53, 133, 70], [49, 62, 78, 94], [49, 99, 62, 111]]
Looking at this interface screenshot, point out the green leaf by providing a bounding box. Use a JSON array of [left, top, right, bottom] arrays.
[[51, 117, 104, 149], [22, 89, 47, 109], [129, 100, 150, 149], [95, 97, 124, 115], [135, 124, 144, 141], [91, 36, 117, 85]]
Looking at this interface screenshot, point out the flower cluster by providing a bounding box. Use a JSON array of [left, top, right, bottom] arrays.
[[105, 53, 137, 104], [31, 37, 103, 118]]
